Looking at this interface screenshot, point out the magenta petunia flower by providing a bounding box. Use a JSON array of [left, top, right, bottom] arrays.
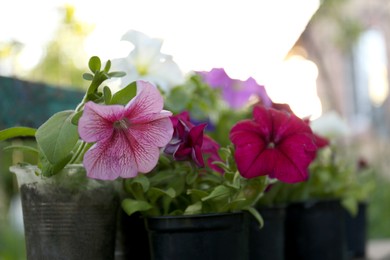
[[229, 105, 327, 183], [164, 111, 222, 170], [201, 135, 224, 173], [271, 101, 329, 149], [197, 68, 272, 109], [78, 80, 173, 180]]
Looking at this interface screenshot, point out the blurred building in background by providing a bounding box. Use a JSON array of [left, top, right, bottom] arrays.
[[294, 0, 390, 175]]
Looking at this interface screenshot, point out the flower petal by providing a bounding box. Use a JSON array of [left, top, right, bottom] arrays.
[[148, 57, 185, 91], [230, 120, 264, 147], [126, 117, 173, 172], [234, 144, 267, 178], [242, 77, 272, 107], [83, 135, 138, 180], [78, 102, 125, 143], [192, 146, 205, 167], [202, 135, 223, 173], [125, 81, 169, 123], [267, 150, 309, 183], [189, 123, 207, 147], [273, 113, 312, 142], [251, 106, 274, 138], [110, 30, 184, 90], [198, 68, 272, 109], [174, 145, 192, 159], [129, 117, 173, 148]]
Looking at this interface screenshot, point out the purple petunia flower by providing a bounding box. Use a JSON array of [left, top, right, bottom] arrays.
[[197, 68, 272, 109], [164, 111, 223, 171]]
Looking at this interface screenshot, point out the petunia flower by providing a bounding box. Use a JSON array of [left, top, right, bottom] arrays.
[[164, 111, 223, 170], [197, 68, 272, 109], [271, 101, 329, 149], [229, 105, 327, 183], [111, 30, 184, 92], [202, 135, 224, 173], [78, 80, 173, 180], [310, 110, 351, 140]]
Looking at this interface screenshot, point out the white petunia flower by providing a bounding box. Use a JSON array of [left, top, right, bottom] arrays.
[[111, 30, 184, 92], [310, 111, 351, 139]]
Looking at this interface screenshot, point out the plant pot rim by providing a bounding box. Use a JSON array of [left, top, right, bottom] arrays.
[[145, 211, 245, 232], [256, 204, 287, 210], [288, 198, 341, 209], [146, 211, 243, 220]]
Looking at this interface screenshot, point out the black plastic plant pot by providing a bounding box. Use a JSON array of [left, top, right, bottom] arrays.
[[145, 212, 248, 260], [12, 165, 120, 260], [344, 202, 367, 259], [248, 205, 286, 260], [117, 210, 150, 260], [284, 199, 348, 260]]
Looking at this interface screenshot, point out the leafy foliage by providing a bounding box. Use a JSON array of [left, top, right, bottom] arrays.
[[121, 147, 267, 225], [258, 145, 376, 216], [163, 74, 224, 122], [163, 74, 251, 146]]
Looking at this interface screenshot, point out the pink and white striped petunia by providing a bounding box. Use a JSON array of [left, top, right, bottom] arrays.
[[78, 80, 173, 180]]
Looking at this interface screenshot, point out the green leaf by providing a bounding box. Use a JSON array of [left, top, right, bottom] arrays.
[[0, 127, 36, 141], [36, 111, 79, 165], [147, 187, 176, 205], [202, 185, 231, 202], [110, 81, 137, 105], [225, 197, 254, 212], [132, 174, 150, 192], [108, 71, 126, 78], [88, 56, 101, 73], [148, 169, 177, 185], [104, 60, 111, 72], [149, 187, 176, 199], [186, 170, 198, 185], [86, 92, 104, 103], [39, 151, 73, 177], [184, 201, 203, 215], [4, 144, 39, 154], [82, 73, 94, 81], [124, 181, 145, 200], [101, 71, 110, 80], [71, 110, 83, 125], [187, 189, 208, 210], [103, 86, 112, 104], [342, 196, 358, 216], [168, 209, 184, 216], [121, 199, 153, 216], [187, 189, 209, 199], [246, 207, 264, 229]]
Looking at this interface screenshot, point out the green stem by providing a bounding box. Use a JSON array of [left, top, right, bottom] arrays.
[[69, 141, 87, 164], [75, 73, 104, 112], [75, 94, 88, 112]]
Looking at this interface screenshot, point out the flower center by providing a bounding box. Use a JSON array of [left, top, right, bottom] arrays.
[[136, 65, 148, 76], [267, 142, 275, 149], [113, 118, 130, 130]]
